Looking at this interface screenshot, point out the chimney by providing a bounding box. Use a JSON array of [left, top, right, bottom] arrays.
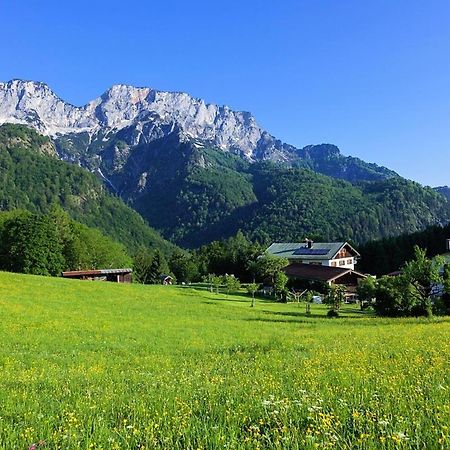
[[447, 239, 450, 252], [304, 238, 313, 249]]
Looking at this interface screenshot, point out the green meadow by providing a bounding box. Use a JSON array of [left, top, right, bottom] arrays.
[[1, 272, 450, 449]]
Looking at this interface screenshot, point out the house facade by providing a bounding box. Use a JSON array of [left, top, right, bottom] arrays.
[[266, 240, 360, 270], [266, 240, 366, 301], [283, 263, 367, 301]]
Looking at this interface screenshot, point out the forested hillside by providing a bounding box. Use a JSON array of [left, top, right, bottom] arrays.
[[0, 124, 174, 254], [0, 209, 132, 275], [241, 164, 449, 245], [109, 140, 450, 247], [1, 123, 449, 251], [358, 222, 450, 276], [435, 186, 450, 201], [293, 143, 398, 182]]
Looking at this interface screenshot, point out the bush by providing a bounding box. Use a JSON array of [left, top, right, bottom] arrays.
[[372, 247, 444, 317]]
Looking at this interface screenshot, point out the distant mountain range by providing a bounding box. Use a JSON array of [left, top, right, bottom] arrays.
[[0, 79, 449, 247], [0, 79, 396, 181]]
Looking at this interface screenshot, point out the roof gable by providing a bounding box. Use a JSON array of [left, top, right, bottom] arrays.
[[266, 242, 359, 260], [330, 242, 360, 259]]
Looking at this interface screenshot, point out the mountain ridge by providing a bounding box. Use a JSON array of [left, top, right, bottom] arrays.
[[435, 186, 450, 201], [1, 80, 448, 249], [0, 79, 397, 181], [0, 79, 283, 161]]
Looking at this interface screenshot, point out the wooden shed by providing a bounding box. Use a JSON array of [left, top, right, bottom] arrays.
[[61, 268, 133, 283], [160, 274, 173, 285]]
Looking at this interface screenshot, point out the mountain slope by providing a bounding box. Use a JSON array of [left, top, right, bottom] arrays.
[[0, 123, 174, 254], [435, 186, 450, 201], [78, 136, 449, 247], [241, 164, 450, 245], [358, 222, 450, 276], [294, 144, 397, 182], [1, 79, 396, 184], [0, 80, 448, 248]]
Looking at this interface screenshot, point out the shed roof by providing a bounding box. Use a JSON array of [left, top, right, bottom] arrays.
[[266, 242, 360, 261], [62, 268, 132, 277]]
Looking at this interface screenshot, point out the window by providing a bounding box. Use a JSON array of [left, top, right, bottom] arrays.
[[347, 259, 353, 264], [339, 260, 346, 266], [331, 261, 337, 267]]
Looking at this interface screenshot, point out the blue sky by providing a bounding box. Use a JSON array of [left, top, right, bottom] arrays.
[[1, 0, 450, 186]]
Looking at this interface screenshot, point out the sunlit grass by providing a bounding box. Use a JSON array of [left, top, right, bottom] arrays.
[[0, 271, 449, 449]]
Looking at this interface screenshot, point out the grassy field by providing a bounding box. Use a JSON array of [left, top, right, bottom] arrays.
[[1, 272, 450, 449]]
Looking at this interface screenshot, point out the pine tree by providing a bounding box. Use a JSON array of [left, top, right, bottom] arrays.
[[148, 249, 169, 284], [133, 248, 154, 284]]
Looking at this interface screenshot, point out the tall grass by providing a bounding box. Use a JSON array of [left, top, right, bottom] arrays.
[[0, 271, 449, 449]]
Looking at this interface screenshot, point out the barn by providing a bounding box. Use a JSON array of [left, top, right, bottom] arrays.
[[61, 268, 133, 283]]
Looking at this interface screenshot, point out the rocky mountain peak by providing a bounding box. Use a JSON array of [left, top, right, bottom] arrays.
[[0, 79, 272, 159], [0, 79, 396, 183], [3, 79, 51, 93], [0, 79, 94, 134], [99, 84, 154, 108]]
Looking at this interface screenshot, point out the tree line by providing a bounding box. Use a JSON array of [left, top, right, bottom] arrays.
[[132, 231, 287, 286], [3, 208, 450, 320], [358, 222, 450, 276]]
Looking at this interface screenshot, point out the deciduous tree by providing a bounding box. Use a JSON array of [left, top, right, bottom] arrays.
[[223, 275, 241, 296], [246, 283, 259, 307]]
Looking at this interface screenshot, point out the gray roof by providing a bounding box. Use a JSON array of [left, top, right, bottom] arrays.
[[266, 242, 360, 260], [62, 268, 132, 277]]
